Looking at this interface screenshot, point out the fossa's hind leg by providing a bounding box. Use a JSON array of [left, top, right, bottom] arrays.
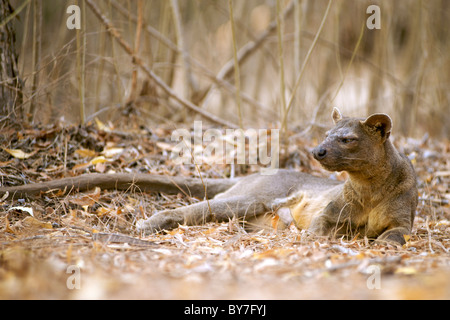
[[136, 170, 315, 234], [136, 195, 270, 234]]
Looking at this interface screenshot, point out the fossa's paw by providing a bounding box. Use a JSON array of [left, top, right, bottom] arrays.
[[374, 228, 407, 246], [271, 192, 305, 209], [136, 210, 182, 234]]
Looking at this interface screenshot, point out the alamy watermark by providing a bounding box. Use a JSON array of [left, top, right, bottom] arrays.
[[366, 265, 381, 290], [66, 5, 81, 30], [66, 265, 81, 290], [67, 4, 381, 31], [366, 5, 381, 30], [170, 121, 279, 175]]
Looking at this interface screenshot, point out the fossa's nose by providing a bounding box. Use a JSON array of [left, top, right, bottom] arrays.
[[312, 147, 327, 160]]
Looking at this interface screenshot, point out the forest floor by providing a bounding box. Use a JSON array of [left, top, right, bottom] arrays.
[[0, 118, 449, 299]]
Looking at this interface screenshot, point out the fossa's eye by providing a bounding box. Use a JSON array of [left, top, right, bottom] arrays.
[[340, 137, 357, 144]]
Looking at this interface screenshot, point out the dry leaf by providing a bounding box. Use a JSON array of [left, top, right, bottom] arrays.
[[22, 216, 53, 230], [249, 236, 269, 244], [96, 206, 113, 217], [0, 160, 14, 166], [8, 206, 34, 217], [102, 147, 124, 158], [90, 156, 107, 165], [395, 267, 417, 275], [2, 148, 36, 159], [4, 217, 15, 234], [44, 188, 67, 198], [75, 148, 96, 158], [95, 162, 106, 173], [72, 162, 91, 172], [95, 117, 112, 132], [156, 142, 174, 151], [69, 187, 101, 207]]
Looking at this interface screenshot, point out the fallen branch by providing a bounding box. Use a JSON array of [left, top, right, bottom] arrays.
[[92, 232, 157, 247]]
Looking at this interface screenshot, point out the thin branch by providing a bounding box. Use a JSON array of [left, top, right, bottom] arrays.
[[76, 0, 86, 125], [283, 0, 333, 127], [201, 0, 295, 111], [0, 0, 31, 28], [330, 20, 365, 103], [218, 0, 295, 82], [29, 0, 42, 123], [127, 0, 143, 103], [276, 0, 287, 137], [110, 0, 274, 119], [228, 0, 243, 128], [170, 0, 196, 99], [85, 0, 238, 129]]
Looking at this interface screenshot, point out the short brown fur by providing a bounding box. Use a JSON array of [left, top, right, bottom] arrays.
[[137, 108, 418, 245]]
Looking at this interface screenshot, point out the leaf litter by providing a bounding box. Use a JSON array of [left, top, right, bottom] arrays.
[[0, 121, 449, 299]]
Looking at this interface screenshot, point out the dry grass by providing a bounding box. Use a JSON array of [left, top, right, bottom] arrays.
[[0, 121, 449, 299], [1, 0, 449, 300], [8, 0, 449, 137]]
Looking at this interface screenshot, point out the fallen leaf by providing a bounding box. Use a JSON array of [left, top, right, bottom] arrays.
[[249, 236, 269, 244], [75, 148, 96, 158], [44, 188, 67, 198], [8, 206, 34, 217], [72, 162, 91, 172], [102, 147, 124, 158], [90, 156, 107, 165], [395, 267, 417, 275], [253, 249, 291, 259], [95, 206, 114, 217], [22, 216, 53, 230], [4, 217, 15, 234], [0, 160, 14, 166], [254, 258, 279, 271], [95, 117, 112, 132], [95, 162, 106, 173], [2, 148, 37, 159], [69, 187, 101, 207], [156, 142, 174, 151]]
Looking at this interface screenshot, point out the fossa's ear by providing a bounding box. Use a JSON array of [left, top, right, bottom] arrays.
[[331, 107, 343, 124], [361, 113, 392, 142]]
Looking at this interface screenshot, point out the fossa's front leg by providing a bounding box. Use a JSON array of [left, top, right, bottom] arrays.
[[371, 195, 415, 245], [307, 199, 352, 237]]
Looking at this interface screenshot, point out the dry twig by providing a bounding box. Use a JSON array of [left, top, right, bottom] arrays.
[[85, 0, 238, 129]]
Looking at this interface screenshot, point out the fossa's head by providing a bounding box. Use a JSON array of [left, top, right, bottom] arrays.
[[312, 108, 392, 173]]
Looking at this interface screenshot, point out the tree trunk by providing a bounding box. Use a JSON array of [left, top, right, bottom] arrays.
[[0, 0, 23, 122]]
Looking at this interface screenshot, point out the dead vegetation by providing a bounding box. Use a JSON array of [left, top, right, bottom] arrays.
[[0, 120, 449, 299], [1, 0, 449, 299]]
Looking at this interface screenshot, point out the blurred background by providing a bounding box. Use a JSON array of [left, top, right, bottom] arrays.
[[6, 0, 450, 138]]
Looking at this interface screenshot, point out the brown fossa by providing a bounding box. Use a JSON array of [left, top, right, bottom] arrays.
[[0, 108, 418, 245], [136, 108, 418, 245]]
